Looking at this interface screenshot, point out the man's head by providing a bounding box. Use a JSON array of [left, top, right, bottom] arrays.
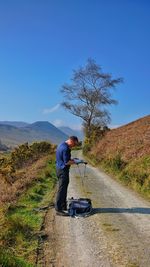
[[66, 136, 79, 148]]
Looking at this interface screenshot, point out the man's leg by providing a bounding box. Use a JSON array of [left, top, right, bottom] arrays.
[[55, 169, 69, 211]]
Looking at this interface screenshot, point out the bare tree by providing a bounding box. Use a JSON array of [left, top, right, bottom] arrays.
[[61, 58, 123, 138]]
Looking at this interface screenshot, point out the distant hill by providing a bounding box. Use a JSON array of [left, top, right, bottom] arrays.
[[90, 115, 150, 162], [0, 140, 8, 151], [0, 121, 69, 148], [0, 121, 29, 128], [58, 126, 84, 140]]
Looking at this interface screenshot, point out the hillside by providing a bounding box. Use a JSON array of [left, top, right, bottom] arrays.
[[0, 121, 68, 148], [88, 115, 150, 199], [58, 126, 84, 140], [0, 140, 8, 151], [90, 115, 150, 162], [0, 121, 29, 127]]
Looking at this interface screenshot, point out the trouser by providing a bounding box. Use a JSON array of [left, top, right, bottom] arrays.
[[55, 168, 69, 211]]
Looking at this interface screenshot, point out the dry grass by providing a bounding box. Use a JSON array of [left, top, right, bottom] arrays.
[[0, 155, 49, 206], [0, 155, 57, 267], [90, 115, 150, 162], [88, 115, 150, 199]]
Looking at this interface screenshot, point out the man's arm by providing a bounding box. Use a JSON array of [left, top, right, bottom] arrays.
[[62, 147, 75, 166]]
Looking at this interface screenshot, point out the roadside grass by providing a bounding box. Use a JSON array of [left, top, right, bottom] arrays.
[[0, 249, 33, 267], [85, 153, 150, 200], [119, 156, 150, 199], [0, 157, 57, 267], [126, 262, 139, 267]]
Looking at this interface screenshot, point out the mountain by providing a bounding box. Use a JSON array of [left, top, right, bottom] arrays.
[[0, 121, 69, 148], [0, 121, 29, 128], [58, 126, 84, 140], [24, 121, 69, 144], [90, 115, 150, 162]]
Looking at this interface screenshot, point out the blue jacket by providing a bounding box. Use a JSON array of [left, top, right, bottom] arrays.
[[56, 142, 71, 170]]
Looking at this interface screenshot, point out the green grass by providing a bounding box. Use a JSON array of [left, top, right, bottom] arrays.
[[118, 156, 150, 199], [0, 157, 57, 267], [0, 249, 34, 267], [86, 152, 150, 200]]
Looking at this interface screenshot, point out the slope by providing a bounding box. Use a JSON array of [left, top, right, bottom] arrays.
[[0, 121, 68, 147], [91, 115, 150, 162]]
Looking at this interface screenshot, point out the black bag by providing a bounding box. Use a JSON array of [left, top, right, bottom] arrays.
[[68, 197, 92, 217]]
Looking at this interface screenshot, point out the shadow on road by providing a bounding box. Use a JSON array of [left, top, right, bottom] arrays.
[[91, 207, 150, 215]]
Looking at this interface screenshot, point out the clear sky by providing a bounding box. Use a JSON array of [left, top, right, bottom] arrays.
[[0, 0, 150, 129]]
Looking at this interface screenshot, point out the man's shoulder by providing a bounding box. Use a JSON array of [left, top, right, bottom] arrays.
[[57, 142, 68, 151]]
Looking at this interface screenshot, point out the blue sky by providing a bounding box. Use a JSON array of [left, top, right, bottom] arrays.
[[0, 0, 150, 129]]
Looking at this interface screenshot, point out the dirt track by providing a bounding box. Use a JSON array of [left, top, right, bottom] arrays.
[[40, 152, 150, 267]]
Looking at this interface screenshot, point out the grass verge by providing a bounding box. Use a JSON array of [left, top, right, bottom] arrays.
[[85, 153, 150, 201], [0, 157, 57, 267]]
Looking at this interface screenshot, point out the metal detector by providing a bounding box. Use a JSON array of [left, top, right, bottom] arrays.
[[73, 158, 88, 187], [68, 158, 93, 217]]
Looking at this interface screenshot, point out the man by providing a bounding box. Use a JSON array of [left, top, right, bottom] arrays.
[[55, 136, 79, 215]]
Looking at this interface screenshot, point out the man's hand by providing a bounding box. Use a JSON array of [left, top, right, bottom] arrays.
[[66, 159, 76, 165]]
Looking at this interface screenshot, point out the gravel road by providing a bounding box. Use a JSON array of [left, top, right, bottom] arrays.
[[42, 152, 150, 267]]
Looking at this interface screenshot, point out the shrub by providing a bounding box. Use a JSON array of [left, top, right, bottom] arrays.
[[0, 141, 53, 178], [110, 154, 126, 171], [82, 144, 91, 154], [30, 141, 52, 156], [102, 154, 126, 172]]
